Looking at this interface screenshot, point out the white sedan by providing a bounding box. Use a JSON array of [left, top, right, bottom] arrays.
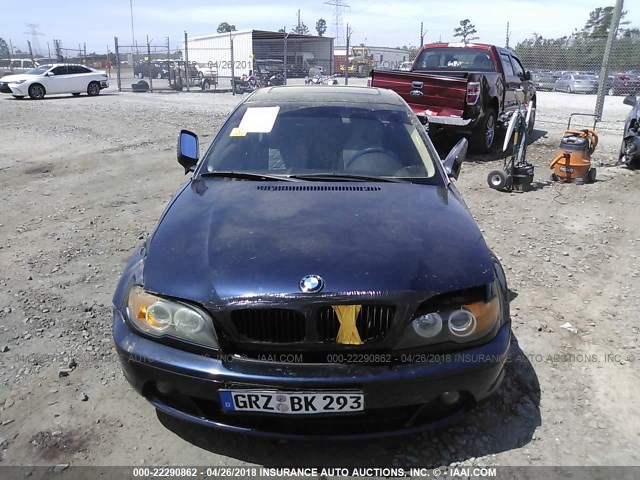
[[0, 64, 109, 100]]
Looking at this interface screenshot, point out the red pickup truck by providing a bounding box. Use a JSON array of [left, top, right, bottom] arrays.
[[370, 42, 536, 152]]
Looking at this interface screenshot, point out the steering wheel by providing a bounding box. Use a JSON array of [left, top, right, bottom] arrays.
[[346, 148, 400, 167], [345, 148, 403, 176]]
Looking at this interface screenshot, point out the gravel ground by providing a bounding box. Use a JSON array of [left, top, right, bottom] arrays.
[[0, 85, 639, 469]]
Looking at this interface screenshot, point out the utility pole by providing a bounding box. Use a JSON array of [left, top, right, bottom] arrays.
[[130, 0, 137, 53], [345, 23, 352, 85], [420, 22, 425, 47], [184, 31, 189, 92], [595, 0, 623, 120], [27, 40, 34, 64], [505, 22, 511, 48], [54, 39, 62, 61], [324, 0, 350, 46], [283, 28, 289, 84], [23, 24, 44, 56]]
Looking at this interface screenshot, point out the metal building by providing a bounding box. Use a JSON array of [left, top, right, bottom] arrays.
[[186, 30, 334, 78]]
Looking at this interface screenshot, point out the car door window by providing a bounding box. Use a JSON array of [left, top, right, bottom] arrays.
[[52, 66, 68, 75], [500, 53, 515, 76], [511, 56, 524, 78], [77, 66, 92, 73], [24, 61, 34, 68]]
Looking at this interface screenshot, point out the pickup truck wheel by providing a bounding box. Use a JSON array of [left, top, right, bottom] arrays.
[[471, 108, 496, 153]]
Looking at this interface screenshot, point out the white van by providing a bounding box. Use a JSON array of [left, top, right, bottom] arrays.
[[0, 59, 39, 76]]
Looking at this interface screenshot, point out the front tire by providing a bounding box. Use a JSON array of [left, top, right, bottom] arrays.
[[471, 108, 497, 153], [87, 82, 100, 96], [28, 83, 45, 100], [587, 168, 596, 183]]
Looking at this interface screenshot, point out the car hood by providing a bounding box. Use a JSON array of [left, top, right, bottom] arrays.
[[0, 74, 34, 82], [143, 180, 494, 304]]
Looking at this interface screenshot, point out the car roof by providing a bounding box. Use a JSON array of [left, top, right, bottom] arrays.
[[245, 86, 407, 106], [39, 63, 93, 68]]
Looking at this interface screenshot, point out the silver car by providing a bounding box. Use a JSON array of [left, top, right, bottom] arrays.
[[554, 74, 598, 94]]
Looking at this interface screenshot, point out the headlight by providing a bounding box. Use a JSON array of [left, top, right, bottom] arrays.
[[10, 80, 26, 85], [407, 295, 501, 345], [412, 313, 443, 338], [126, 285, 218, 349]]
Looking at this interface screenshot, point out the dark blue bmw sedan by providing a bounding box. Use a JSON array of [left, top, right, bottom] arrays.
[[112, 86, 511, 438]]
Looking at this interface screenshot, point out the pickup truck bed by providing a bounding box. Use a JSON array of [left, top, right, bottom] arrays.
[[370, 42, 536, 153]]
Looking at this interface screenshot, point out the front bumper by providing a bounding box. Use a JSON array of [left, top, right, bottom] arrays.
[[8, 83, 29, 96], [0, 82, 12, 94], [113, 310, 510, 439]]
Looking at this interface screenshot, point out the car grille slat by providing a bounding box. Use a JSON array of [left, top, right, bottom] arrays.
[[232, 309, 306, 343], [230, 305, 394, 345]]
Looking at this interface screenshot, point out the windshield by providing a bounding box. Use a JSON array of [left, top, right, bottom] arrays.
[[26, 65, 51, 75], [414, 48, 496, 72], [200, 103, 440, 182]]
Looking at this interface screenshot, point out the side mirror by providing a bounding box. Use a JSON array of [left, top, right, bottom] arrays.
[[623, 95, 637, 107], [522, 70, 531, 81], [44, 72, 52, 76], [442, 138, 468, 180], [177, 130, 199, 174]]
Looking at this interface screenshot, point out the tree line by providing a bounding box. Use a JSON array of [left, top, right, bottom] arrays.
[[217, 18, 328, 36], [514, 7, 640, 72]]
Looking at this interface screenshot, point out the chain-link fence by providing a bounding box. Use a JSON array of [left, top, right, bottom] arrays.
[[114, 37, 198, 92], [512, 2, 638, 120], [515, 36, 640, 95], [114, 30, 336, 93], [113, 37, 192, 92]]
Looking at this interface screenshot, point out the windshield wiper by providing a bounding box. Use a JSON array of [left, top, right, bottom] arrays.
[[288, 173, 407, 183], [199, 171, 300, 182]]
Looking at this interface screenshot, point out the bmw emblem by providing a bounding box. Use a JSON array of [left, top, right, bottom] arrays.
[[300, 275, 324, 293]]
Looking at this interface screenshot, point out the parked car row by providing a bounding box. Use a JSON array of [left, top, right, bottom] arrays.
[[531, 69, 640, 96]]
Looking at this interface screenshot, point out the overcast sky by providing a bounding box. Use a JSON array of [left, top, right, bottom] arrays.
[[1, 0, 638, 55]]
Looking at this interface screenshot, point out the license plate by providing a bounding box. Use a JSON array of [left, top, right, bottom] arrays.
[[219, 390, 365, 414]]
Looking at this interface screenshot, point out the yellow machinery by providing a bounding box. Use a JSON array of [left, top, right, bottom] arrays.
[[339, 47, 374, 77]]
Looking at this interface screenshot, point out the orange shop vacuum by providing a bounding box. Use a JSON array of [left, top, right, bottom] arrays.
[[549, 113, 598, 184]]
